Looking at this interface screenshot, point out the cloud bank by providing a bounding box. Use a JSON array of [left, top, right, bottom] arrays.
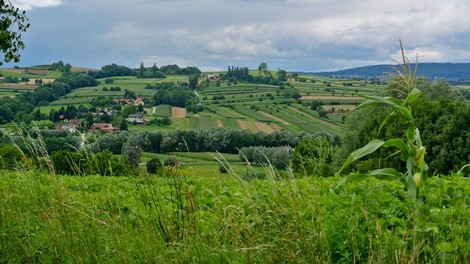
[[8, 0, 470, 71]]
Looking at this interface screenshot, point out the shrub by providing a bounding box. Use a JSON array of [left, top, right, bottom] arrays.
[[219, 161, 229, 173], [86, 150, 130, 176], [146, 157, 162, 174], [164, 156, 179, 168], [0, 145, 24, 170], [291, 137, 337, 177]]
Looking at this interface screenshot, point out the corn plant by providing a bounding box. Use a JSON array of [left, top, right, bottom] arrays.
[[337, 41, 427, 200]]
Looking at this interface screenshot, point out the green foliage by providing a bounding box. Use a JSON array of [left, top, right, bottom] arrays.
[[338, 42, 427, 199], [163, 156, 179, 167], [0, 170, 467, 262], [336, 76, 469, 176], [291, 137, 337, 176], [239, 146, 291, 169], [218, 160, 229, 173], [86, 150, 130, 176], [121, 132, 149, 167], [146, 157, 162, 174], [0, 0, 30, 65], [0, 144, 24, 170], [51, 149, 87, 175]]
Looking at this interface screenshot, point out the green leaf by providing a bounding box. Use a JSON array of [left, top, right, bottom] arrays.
[[384, 138, 410, 155], [356, 95, 401, 110], [414, 128, 422, 147], [406, 174, 417, 198], [370, 168, 402, 180], [339, 139, 385, 173], [397, 107, 413, 122], [403, 88, 422, 105]]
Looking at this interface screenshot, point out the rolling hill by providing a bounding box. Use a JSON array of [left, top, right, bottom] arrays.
[[311, 63, 470, 81]]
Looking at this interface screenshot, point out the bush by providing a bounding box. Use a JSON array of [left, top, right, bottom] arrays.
[[164, 156, 179, 168], [146, 157, 162, 174], [239, 146, 291, 169], [219, 161, 229, 173], [86, 150, 130, 176], [51, 149, 87, 175], [291, 137, 337, 177], [0, 145, 24, 170]]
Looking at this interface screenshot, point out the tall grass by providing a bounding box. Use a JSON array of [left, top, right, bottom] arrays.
[[0, 127, 468, 262], [0, 162, 468, 262]]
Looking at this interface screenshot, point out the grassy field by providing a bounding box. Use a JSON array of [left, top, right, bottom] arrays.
[[152, 104, 171, 117], [141, 151, 267, 179], [0, 168, 467, 263]]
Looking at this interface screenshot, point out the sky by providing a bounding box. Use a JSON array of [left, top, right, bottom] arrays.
[[6, 0, 470, 72]]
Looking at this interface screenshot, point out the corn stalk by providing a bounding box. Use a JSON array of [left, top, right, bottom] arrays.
[[337, 41, 427, 200]]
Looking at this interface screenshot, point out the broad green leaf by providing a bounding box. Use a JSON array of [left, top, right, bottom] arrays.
[[406, 125, 415, 142], [370, 168, 402, 180], [339, 139, 385, 173], [356, 95, 401, 110], [398, 107, 413, 122], [384, 138, 410, 155], [403, 88, 422, 105], [406, 157, 414, 178], [378, 111, 396, 136]]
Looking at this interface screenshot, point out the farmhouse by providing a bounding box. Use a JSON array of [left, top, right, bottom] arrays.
[[134, 97, 145, 105], [207, 74, 221, 83], [127, 114, 148, 125], [113, 99, 133, 105], [89, 123, 118, 133], [68, 118, 82, 126], [55, 125, 77, 134]]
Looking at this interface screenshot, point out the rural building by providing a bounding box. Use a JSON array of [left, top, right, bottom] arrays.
[[207, 74, 221, 83], [68, 118, 82, 126], [89, 123, 118, 133], [113, 99, 133, 105], [134, 97, 145, 105], [127, 114, 148, 125], [55, 125, 77, 134]]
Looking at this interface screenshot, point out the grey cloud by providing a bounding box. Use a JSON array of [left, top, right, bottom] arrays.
[[8, 0, 470, 71]]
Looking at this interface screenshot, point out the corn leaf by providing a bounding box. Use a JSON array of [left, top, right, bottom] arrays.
[[384, 138, 410, 155], [414, 128, 422, 147], [339, 139, 385, 173], [398, 107, 413, 122], [356, 95, 401, 110], [403, 88, 422, 105], [370, 168, 402, 180]]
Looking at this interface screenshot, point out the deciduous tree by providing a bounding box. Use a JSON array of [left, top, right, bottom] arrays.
[[0, 0, 30, 65]]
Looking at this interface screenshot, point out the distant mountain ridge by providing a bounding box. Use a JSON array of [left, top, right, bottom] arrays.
[[311, 63, 470, 81]]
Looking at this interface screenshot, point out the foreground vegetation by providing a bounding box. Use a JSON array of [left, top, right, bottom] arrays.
[[0, 168, 468, 263]]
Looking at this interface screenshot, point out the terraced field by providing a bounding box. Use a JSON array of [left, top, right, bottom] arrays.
[[9, 69, 384, 134]]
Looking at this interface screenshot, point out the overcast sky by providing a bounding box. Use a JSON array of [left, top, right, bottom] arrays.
[[6, 0, 470, 72]]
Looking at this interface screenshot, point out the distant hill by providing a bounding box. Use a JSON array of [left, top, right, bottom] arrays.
[[311, 63, 470, 81]]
